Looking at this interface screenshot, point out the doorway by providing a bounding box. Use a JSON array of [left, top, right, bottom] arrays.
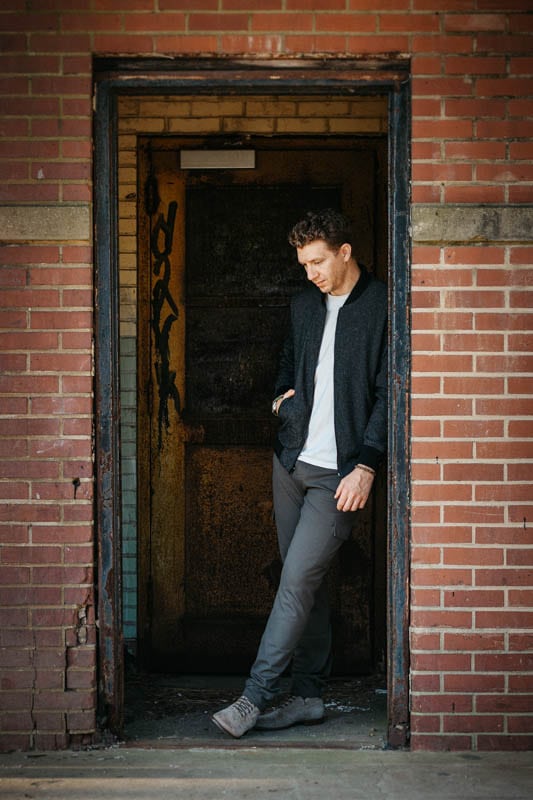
[[137, 137, 388, 677], [94, 58, 410, 747]]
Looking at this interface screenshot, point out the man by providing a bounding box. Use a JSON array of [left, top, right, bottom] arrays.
[[212, 209, 388, 738]]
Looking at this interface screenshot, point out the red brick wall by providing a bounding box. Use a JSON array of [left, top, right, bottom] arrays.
[[0, 237, 95, 749], [1, 1, 532, 751]]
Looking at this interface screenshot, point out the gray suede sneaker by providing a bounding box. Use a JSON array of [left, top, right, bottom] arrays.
[[255, 696, 325, 730], [212, 695, 260, 738]]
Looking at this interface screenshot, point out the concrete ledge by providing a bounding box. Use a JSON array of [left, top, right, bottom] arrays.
[[3, 202, 531, 246], [412, 204, 533, 244], [0, 204, 91, 243]]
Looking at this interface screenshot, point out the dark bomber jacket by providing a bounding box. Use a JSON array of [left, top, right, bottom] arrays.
[[273, 265, 388, 477]]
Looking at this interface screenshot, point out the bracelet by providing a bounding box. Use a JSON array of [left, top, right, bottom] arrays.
[[272, 394, 285, 416], [356, 463, 376, 476]]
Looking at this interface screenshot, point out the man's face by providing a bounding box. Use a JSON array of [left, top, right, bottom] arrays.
[[297, 239, 352, 296]]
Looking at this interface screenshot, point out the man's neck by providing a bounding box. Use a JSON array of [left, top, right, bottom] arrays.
[[329, 260, 361, 296]]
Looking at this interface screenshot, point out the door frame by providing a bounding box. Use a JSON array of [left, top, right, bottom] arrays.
[[93, 56, 411, 746]]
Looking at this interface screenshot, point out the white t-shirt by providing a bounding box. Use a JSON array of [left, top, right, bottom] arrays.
[[298, 291, 349, 470]]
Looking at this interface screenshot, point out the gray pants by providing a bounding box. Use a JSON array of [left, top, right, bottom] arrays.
[[244, 455, 355, 710]]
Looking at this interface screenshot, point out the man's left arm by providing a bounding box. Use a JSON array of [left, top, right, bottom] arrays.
[[335, 464, 377, 511], [335, 327, 388, 512]]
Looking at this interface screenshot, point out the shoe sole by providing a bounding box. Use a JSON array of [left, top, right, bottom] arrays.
[[255, 716, 325, 731], [211, 714, 244, 738]]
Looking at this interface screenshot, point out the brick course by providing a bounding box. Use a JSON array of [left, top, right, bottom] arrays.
[[0, 0, 532, 751]]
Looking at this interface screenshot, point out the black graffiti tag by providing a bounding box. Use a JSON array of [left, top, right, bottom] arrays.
[[151, 200, 180, 449]]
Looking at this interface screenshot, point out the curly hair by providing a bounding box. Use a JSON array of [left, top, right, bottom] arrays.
[[288, 208, 354, 251]]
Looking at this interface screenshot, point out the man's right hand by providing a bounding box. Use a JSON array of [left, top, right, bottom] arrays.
[[274, 389, 295, 415]]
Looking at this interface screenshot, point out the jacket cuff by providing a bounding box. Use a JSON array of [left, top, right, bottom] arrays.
[[357, 445, 383, 472]]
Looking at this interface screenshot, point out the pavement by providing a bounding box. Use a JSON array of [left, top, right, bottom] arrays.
[[1, 745, 533, 800]]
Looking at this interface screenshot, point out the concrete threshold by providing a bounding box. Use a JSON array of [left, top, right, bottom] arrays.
[[123, 673, 388, 750]]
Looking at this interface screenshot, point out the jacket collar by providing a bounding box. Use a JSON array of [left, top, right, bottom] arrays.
[[314, 263, 371, 307], [345, 263, 371, 306]]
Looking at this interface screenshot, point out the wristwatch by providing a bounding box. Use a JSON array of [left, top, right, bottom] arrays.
[[272, 394, 285, 416]]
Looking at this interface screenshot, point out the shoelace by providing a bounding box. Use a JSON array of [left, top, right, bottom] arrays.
[[277, 695, 298, 709], [234, 696, 256, 718]]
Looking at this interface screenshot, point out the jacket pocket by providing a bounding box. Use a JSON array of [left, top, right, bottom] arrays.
[[277, 396, 304, 449], [332, 517, 354, 541]]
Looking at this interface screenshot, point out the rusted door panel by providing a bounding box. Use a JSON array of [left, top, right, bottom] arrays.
[[183, 446, 277, 671], [185, 305, 290, 425], [138, 139, 387, 673], [186, 183, 339, 297]]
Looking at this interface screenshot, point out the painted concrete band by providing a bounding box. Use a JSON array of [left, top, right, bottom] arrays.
[[412, 204, 533, 244], [0, 204, 91, 243], [1, 203, 532, 245]]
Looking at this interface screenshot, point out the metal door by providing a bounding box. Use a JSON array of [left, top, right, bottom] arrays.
[[137, 138, 387, 672]]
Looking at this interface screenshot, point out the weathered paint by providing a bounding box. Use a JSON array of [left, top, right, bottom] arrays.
[[94, 83, 124, 733], [387, 81, 411, 749], [137, 147, 187, 665]]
